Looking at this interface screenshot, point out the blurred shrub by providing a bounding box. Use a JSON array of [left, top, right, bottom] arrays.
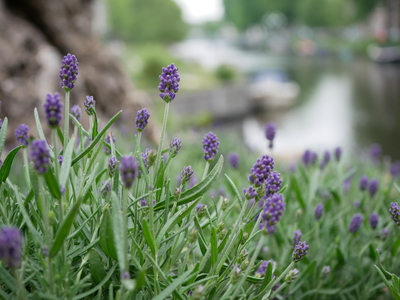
[[215, 64, 237, 82]]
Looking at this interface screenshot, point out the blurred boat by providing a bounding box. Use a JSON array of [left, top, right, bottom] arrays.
[[367, 44, 400, 63], [249, 70, 300, 110]]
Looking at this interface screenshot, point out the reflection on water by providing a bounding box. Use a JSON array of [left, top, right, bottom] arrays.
[[173, 39, 400, 160]]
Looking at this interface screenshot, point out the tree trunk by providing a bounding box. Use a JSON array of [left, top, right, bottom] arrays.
[[0, 0, 157, 148]]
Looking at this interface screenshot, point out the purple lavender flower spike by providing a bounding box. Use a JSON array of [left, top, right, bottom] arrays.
[[108, 157, 118, 177], [260, 194, 286, 234], [71, 105, 82, 121], [101, 181, 111, 197], [255, 260, 275, 277], [119, 156, 138, 188], [0, 119, 2, 129], [103, 133, 116, 154], [202, 132, 219, 161], [43, 93, 63, 128], [228, 152, 239, 169], [353, 201, 360, 208], [302, 150, 318, 167], [158, 63, 180, 102], [59, 53, 79, 91], [359, 176, 369, 191], [140, 149, 150, 175], [0, 226, 22, 268], [368, 179, 379, 198], [135, 108, 150, 132], [84, 96, 96, 116], [292, 229, 302, 247], [58, 155, 63, 165], [248, 155, 275, 186], [292, 241, 309, 262], [243, 186, 257, 200], [15, 124, 30, 146], [264, 171, 282, 198], [334, 147, 342, 161], [390, 202, 400, 226], [265, 122, 276, 149], [170, 138, 181, 158], [320, 150, 330, 170], [348, 213, 363, 233], [30, 140, 50, 174], [369, 213, 379, 229], [369, 143, 381, 162], [343, 178, 351, 194], [314, 203, 323, 220], [180, 166, 194, 185], [390, 161, 400, 178], [140, 198, 147, 206]]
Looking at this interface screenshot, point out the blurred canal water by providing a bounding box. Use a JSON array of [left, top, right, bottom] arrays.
[[171, 39, 400, 160]]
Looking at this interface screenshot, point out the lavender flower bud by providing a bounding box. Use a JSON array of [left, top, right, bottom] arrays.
[[140, 198, 147, 206], [334, 147, 342, 161], [101, 181, 111, 197], [59, 53, 79, 91], [58, 155, 63, 165], [30, 140, 50, 174], [343, 178, 351, 194], [292, 241, 309, 262], [0, 119, 2, 129], [255, 260, 275, 277], [202, 132, 219, 161], [302, 150, 317, 166], [170, 138, 181, 158], [320, 150, 330, 170], [241, 232, 249, 244], [292, 229, 302, 247], [260, 194, 286, 234], [321, 266, 331, 278], [158, 63, 180, 102], [103, 133, 116, 154], [237, 249, 249, 264], [359, 176, 369, 191], [230, 266, 241, 284], [381, 227, 390, 240], [188, 228, 198, 243], [243, 186, 257, 200], [108, 157, 118, 177], [119, 156, 138, 188], [368, 179, 379, 198], [15, 124, 30, 146], [221, 197, 230, 210], [264, 171, 282, 198], [285, 269, 300, 283], [390, 202, 400, 226], [265, 122, 276, 149], [369, 212, 379, 229], [348, 213, 363, 233], [180, 166, 194, 185], [228, 152, 239, 169], [71, 105, 82, 121], [135, 108, 150, 132], [248, 155, 275, 186], [196, 203, 207, 219], [43, 93, 63, 128], [315, 203, 324, 221], [370, 143, 381, 161], [84, 96, 96, 116], [0, 226, 22, 268], [390, 161, 400, 178]]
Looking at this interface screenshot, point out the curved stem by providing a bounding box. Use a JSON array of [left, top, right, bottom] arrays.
[[154, 102, 170, 183], [63, 91, 70, 148]]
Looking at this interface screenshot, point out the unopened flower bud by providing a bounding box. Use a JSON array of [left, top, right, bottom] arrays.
[[191, 285, 204, 300], [221, 197, 230, 211], [230, 267, 241, 284], [240, 259, 249, 270], [285, 268, 299, 284], [295, 208, 303, 221], [196, 204, 207, 219], [321, 266, 331, 279], [218, 228, 227, 240], [188, 228, 198, 244], [241, 232, 249, 244], [147, 149, 157, 167], [237, 249, 248, 264], [174, 187, 181, 201]]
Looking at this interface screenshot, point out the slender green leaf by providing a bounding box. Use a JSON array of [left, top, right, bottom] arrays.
[[92, 110, 99, 140], [224, 174, 243, 208], [291, 177, 306, 210], [142, 219, 157, 256], [59, 138, 75, 189], [110, 191, 126, 271], [44, 168, 61, 200], [0, 117, 8, 156], [99, 209, 118, 260], [211, 226, 218, 267], [89, 250, 108, 285], [152, 269, 193, 300], [393, 235, 400, 256], [0, 145, 23, 183]]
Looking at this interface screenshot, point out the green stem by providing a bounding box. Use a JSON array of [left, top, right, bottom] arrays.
[[269, 282, 288, 299], [63, 91, 70, 148], [267, 261, 295, 293], [202, 161, 211, 181], [154, 102, 170, 183], [22, 148, 31, 190], [52, 129, 59, 179]]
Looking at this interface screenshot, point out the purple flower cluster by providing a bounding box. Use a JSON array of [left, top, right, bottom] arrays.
[[248, 155, 274, 186], [264, 171, 282, 198], [320, 150, 330, 170], [180, 166, 194, 185], [108, 157, 118, 177], [30, 140, 50, 174], [390, 161, 400, 178], [369, 213, 379, 229], [0, 226, 22, 268], [59, 53, 79, 91], [15, 124, 30, 146], [243, 186, 257, 200], [101, 181, 111, 197], [135, 108, 150, 132], [368, 179, 379, 198], [302, 150, 318, 167], [390, 202, 400, 226], [334, 147, 342, 161], [71, 105, 82, 121], [265, 122, 276, 149], [84, 96, 96, 116], [58, 155, 63, 165], [315, 203, 324, 220], [260, 194, 286, 234], [140, 149, 150, 175], [170, 138, 181, 158], [370, 143, 381, 161], [103, 133, 116, 154], [43, 93, 63, 128], [348, 213, 363, 233], [158, 63, 180, 102], [119, 156, 138, 188], [292, 241, 309, 262], [292, 229, 302, 247], [359, 176, 369, 191], [202, 132, 219, 161], [228, 152, 239, 169]]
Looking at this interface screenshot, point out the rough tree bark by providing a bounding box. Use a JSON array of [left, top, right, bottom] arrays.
[[0, 0, 157, 147]]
